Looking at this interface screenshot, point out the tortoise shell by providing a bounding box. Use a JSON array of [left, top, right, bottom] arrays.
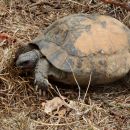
[[30, 14, 130, 82]]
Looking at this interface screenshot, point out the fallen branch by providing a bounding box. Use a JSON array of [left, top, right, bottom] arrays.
[[101, 0, 130, 11]]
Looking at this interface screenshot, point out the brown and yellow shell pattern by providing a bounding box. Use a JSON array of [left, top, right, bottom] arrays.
[[31, 14, 130, 83]]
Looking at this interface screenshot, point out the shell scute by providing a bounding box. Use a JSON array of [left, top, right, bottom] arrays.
[[31, 14, 130, 74]]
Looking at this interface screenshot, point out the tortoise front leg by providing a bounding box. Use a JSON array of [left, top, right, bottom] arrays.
[[34, 58, 51, 91], [35, 58, 67, 92]]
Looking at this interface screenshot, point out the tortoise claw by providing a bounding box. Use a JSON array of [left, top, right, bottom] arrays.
[[34, 84, 48, 96], [34, 78, 51, 91], [38, 89, 42, 96], [35, 85, 39, 91]]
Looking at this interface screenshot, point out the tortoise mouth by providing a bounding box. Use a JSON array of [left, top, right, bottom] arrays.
[[16, 59, 37, 69]]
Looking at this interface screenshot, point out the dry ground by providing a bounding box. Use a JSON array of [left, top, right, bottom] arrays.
[[0, 0, 130, 130]]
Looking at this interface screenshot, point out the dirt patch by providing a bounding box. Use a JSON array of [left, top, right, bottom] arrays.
[[0, 0, 130, 130]]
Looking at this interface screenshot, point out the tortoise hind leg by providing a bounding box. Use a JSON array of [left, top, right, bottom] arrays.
[[48, 64, 67, 80]]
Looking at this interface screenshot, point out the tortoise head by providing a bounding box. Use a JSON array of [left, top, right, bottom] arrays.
[[16, 49, 41, 69]]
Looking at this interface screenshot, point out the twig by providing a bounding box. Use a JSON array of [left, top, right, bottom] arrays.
[[55, 86, 63, 99], [123, 12, 130, 23], [67, 0, 85, 6], [29, 1, 54, 7], [87, 119, 100, 130], [83, 72, 92, 102], [66, 59, 81, 101], [100, 0, 130, 11], [33, 120, 80, 126]]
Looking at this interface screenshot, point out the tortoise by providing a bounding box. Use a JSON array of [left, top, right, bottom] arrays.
[[16, 14, 130, 90]]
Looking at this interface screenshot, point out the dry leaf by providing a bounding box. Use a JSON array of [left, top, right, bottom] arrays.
[[42, 97, 67, 114], [56, 108, 67, 117], [0, 33, 16, 46]]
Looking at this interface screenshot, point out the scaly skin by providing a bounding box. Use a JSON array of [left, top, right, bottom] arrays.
[[16, 49, 41, 69], [16, 49, 67, 90]]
